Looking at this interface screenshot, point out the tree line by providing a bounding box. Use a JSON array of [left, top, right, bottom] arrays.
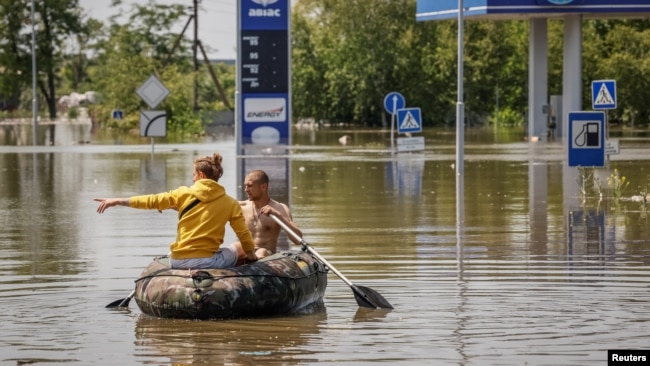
[[1, 0, 649, 137]]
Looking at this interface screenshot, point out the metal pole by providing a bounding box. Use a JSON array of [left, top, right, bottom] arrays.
[[31, 0, 38, 146], [193, 0, 199, 111], [456, 0, 465, 227], [390, 98, 397, 152], [456, 0, 464, 177]]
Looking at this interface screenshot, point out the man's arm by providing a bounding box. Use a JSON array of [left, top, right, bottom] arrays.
[[262, 203, 302, 244]]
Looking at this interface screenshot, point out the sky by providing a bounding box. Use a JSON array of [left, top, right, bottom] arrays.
[[78, 0, 237, 60]]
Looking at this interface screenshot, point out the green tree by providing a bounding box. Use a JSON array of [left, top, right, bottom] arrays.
[[0, 0, 85, 119], [0, 0, 27, 113], [292, 0, 426, 127], [87, 0, 210, 136], [291, 1, 530, 127], [583, 19, 650, 126]]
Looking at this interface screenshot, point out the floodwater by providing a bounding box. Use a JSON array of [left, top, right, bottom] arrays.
[[1, 123, 649, 365]]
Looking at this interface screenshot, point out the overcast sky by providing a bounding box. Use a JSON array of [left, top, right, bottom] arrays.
[[78, 0, 237, 59]]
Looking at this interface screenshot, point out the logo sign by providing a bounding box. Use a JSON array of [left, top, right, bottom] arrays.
[[136, 75, 170, 109], [384, 92, 405, 114], [244, 98, 286, 122], [241, 0, 288, 30], [139, 110, 167, 137], [592, 80, 616, 110], [397, 107, 422, 134], [568, 111, 605, 167], [241, 96, 288, 145]]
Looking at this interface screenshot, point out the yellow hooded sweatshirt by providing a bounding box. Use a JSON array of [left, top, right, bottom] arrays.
[[129, 179, 254, 259]]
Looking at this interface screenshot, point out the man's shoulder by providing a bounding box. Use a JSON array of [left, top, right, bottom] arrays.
[[269, 199, 290, 212]]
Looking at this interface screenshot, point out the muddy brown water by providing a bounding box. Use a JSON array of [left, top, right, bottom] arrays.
[[1, 124, 649, 365]]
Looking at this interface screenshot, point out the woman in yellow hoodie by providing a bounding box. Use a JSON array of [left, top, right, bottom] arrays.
[[94, 153, 257, 269]]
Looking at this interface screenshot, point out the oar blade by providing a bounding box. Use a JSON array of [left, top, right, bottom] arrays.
[[106, 290, 135, 308], [352, 285, 394, 309], [106, 297, 129, 308]]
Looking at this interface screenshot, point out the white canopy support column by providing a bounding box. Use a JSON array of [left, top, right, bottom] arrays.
[[528, 18, 548, 141], [562, 15, 583, 137], [562, 14, 583, 204]]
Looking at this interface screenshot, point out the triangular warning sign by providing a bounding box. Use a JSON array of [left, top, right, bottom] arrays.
[[595, 83, 614, 106], [399, 111, 419, 129]]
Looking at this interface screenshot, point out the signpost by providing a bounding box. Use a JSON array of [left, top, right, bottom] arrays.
[[137, 75, 170, 109], [397, 108, 422, 134], [397, 136, 425, 152], [383, 92, 425, 153], [136, 74, 169, 153], [591, 79, 617, 161], [383, 92, 405, 151], [592, 80, 616, 110], [568, 111, 605, 167], [139, 111, 167, 137]]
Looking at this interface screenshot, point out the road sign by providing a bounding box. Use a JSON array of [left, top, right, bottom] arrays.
[[397, 136, 425, 152], [397, 107, 422, 134], [568, 111, 605, 167], [384, 92, 405, 114], [605, 139, 620, 155], [140, 110, 167, 137], [112, 110, 123, 119], [137, 75, 170, 109], [592, 80, 616, 110]]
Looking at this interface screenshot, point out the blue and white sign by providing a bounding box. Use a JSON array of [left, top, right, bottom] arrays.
[[592, 80, 616, 110], [238, 0, 290, 147], [384, 92, 405, 114], [397, 107, 422, 134], [568, 111, 605, 167], [112, 109, 123, 119]]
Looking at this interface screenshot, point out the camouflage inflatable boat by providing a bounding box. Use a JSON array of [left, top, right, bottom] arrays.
[[133, 249, 328, 319]]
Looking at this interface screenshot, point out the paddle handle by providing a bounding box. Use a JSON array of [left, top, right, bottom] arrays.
[[269, 214, 356, 288], [270, 214, 393, 309]]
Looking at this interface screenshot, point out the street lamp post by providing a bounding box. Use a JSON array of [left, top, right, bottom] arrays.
[[31, 0, 38, 146]]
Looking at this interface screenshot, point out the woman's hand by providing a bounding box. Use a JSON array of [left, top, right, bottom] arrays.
[[93, 198, 128, 213]]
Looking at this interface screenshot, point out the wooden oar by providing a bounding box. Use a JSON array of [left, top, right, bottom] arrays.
[[106, 289, 135, 308], [270, 214, 393, 309]]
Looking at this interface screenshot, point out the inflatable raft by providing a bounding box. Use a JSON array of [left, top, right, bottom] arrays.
[[133, 250, 328, 319]]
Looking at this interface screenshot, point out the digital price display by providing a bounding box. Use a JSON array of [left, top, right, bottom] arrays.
[[241, 31, 288, 93]]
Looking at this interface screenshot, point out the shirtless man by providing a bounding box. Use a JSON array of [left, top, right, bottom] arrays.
[[234, 170, 302, 260]]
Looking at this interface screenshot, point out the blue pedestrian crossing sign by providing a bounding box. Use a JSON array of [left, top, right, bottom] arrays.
[[397, 108, 422, 134], [592, 80, 616, 110]]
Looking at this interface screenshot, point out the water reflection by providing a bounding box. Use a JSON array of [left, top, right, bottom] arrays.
[[0, 122, 92, 146], [134, 306, 327, 365], [385, 154, 425, 198]]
